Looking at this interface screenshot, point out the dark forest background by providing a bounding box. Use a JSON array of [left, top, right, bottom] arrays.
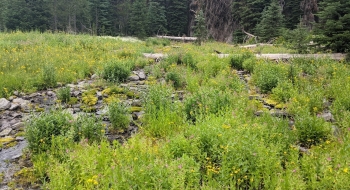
[[0, 0, 348, 52]]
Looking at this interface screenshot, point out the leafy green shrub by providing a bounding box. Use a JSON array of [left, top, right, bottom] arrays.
[[25, 110, 72, 153], [108, 101, 130, 131], [242, 57, 257, 73], [102, 62, 130, 83], [182, 53, 197, 69], [252, 62, 287, 93], [145, 38, 170, 46], [36, 65, 57, 90], [71, 114, 104, 143], [184, 87, 232, 123], [271, 81, 296, 103], [229, 52, 253, 70], [166, 71, 184, 89], [295, 114, 331, 148], [57, 87, 71, 103]]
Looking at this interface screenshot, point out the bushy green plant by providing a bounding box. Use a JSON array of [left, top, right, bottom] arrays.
[[57, 87, 71, 103], [229, 52, 253, 70], [71, 114, 105, 143], [25, 110, 72, 153], [102, 61, 130, 83], [145, 38, 170, 46], [271, 81, 296, 103], [165, 71, 184, 89], [184, 87, 232, 123], [295, 114, 331, 148], [242, 57, 257, 73], [252, 62, 288, 93], [36, 65, 57, 90], [108, 101, 130, 131], [182, 53, 197, 69]]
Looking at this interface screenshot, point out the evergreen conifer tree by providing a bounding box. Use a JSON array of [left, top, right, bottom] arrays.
[[194, 10, 206, 45], [147, 1, 167, 35], [129, 0, 147, 38], [255, 0, 285, 42], [314, 0, 350, 53], [166, 0, 188, 36]]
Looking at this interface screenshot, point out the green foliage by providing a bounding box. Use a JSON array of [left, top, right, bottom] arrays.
[[242, 57, 257, 73], [256, 0, 285, 42], [25, 110, 72, 154], [295, 114, 331, 148], [194, 10, 207, 45], [102, 61, 130, 83], [130, 0, 148, 38], [252, 62, 288, 93], [166, 0, 188, 36], [37, 64, 57, 89], [57, 87, 71, 103], [283, 22, 311, 53], [184, 87, 233, 123], [271, 81, 296, 103], [165, 71, 184, 89], [229, 52, 254, 70], [71, 114, 105, 143], [147, 1, 167, 35], [145, 38, 170, 47], [108, 101, 130, 131], [314, 0, 350, 53]]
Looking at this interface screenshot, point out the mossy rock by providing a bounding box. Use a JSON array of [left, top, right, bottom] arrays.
[[68, 97, 78, 105], [80, 105, 96, 113], [263, 98, 279, 106], [5, 141, 18, 148], [275, 103, 287, 109], [126, 91, 140, 99], [0, 136, 15, 144], [129, 107, 142, 113], [35, 107, 45, 112]]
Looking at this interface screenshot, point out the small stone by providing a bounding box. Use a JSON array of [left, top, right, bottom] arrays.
[[0, 98, 11, 110], [73, 108, 81, 113], [131, 100, 142, 107], [121, 83, 128, 87], [254, 110, 264, 116], [331, 125, 341, 137], [8, 96, 16, 101], [9, 103, 20, 111], [11, 154, 22, 160], [0, 128, 12, 137], [16, 136, 25, 141], [318, 112, 335, 122], [47, 91, 55, 96], [91, 74, 99, 80], [12, 122, 25, 130], [13, 90, 20, 96], [73, 91, 81, 97], [128, 75, 140, 81], [12, 98, 30, 109], [137, 71, 146, 80], [67, 84, 75, 88]]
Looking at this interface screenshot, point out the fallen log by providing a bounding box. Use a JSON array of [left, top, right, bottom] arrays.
[[142, 53, 167, 60], [240, 44, 274, 48], [217, 53, 345, 61], [156, 35, 197, 42]]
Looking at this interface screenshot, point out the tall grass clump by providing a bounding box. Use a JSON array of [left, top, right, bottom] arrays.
[[229, 51, 253, 70], [36, 65, 57, 90], [102, 61, 130, 83], [71, 114, 105, 143], [252, 62, 288, 93], [57, 87, 71, 103], [25, 110, 72, 153], [108, 101, 130, 132]]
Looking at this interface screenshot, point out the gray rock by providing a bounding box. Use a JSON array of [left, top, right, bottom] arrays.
[[12, 122, 25, 130], [0, 98, 11, 110], [254, 110, 264, 116], [331, 125, 341, 137], [13, 91, 20, 96], [8, 96, 16, 101], [8, 103, 20, 111], [131, 100, 142, 107], [319, 112, 335, 122], [137, 71, 146, 80], [128, 75, 140, 81], [12, 98, 30, 110], [16, 136, 25, 141], [73, 108, 81, 113], [96, 107, 108, 115], [91, 74, 99, 80], [67, 84, 76, 88], [0, 128, 12, 137], [270, 109, 289, 118], [47, 91, 56, 96], [121, 83, 128, 87]]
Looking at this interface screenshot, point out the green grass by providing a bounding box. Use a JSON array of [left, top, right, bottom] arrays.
[[1, 32, 349, 189]]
